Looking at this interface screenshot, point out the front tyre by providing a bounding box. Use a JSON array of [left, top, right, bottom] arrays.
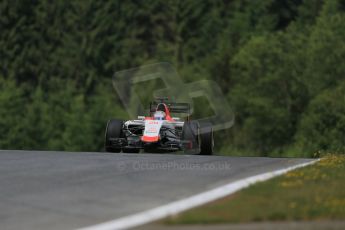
[[199, 122, 214, 155], [182, 121, 200, 154], [105, 119, 123, 153]]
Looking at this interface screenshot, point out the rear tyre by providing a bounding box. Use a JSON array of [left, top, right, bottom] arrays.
[[105, 119, 123, 153], [199, 122, 214, 155]]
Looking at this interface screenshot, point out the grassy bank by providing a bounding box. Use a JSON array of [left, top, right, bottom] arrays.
[[164, 154, 345, 224]]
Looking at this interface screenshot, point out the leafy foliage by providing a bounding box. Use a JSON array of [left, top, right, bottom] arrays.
[[295, 82, 345, 154], [0, 0, 344, 155]]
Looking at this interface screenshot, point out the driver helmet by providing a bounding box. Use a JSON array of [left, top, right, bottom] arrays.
[[153, 111, 166, 120]]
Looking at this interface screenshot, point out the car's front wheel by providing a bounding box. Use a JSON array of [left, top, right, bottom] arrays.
[[182, 121, 200, 154], [199, 122, 214, 155], [105, 119, 123, 153]]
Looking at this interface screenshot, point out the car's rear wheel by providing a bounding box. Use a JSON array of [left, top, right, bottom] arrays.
[[199, 122, 214, 155], [105, 119, 123, 153]]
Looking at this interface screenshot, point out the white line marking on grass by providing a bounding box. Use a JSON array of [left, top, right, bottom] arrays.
[[78, 159, 319, 230]]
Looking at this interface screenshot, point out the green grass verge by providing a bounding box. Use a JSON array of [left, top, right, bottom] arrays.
[[164, 154, 345, 224]]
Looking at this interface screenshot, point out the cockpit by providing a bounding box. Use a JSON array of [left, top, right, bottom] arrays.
[[153, 111, 166, 120]]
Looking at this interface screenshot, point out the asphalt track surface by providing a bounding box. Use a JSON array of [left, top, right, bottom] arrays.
[[0, 150, 314, 230]]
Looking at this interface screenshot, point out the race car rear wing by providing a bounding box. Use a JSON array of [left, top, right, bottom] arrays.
[[149, 101, 191, 115]]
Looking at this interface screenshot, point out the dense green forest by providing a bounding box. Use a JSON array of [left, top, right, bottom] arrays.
[[1, 0, 344, 157]]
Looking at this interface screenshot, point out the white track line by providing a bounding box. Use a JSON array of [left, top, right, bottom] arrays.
[[78, 159, 319, 230]]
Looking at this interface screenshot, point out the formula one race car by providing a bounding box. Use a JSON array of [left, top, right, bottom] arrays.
[[104, 98, 214, 155]]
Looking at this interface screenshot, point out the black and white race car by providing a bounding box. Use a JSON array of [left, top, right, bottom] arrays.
[[104, 98, 214, 155]]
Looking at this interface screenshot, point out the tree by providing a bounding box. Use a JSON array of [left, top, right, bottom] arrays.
[[228, 26, 309, 155], [0, 78, 27, 149], [294, 81, 345, 155]]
